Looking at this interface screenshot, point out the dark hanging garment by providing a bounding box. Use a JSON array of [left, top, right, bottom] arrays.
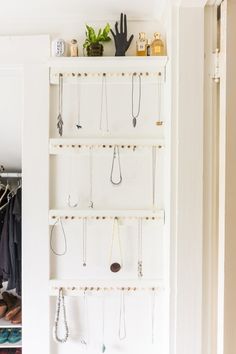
[[0, 202, 11, 282]]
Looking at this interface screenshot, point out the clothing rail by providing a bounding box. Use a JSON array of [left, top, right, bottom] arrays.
[[0, 173, 22, 178]]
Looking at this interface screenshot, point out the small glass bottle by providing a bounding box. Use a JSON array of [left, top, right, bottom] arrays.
[[146, 39, 151, 56], [70, 39, 79, 57], [136, 32, 147, 56], [151, 33, 165, 56]]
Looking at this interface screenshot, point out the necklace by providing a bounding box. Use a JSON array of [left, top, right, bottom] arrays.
[[82, 218, 87, 267], [131, 73, 142, 128], [50, 218, 68, 256], [151, 288, 156, 344], [67, 156, 79, 208], [156, 75, 163, 126], [57, 73, 64, 136], [99, 73, 109, 132], [89, 146, 94, 208], [109, 218, 123, 273], [76, 74, 82, 129], [138, 218, 143, 278], [110, 145, 122, 185], [119, 290, 126, 340], [80, 290, 88, 345], [53, 288, 69, 343], [152, 146, 157, 209]]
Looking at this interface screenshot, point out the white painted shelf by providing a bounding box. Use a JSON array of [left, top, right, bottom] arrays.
[[0, 318, 21, 328], [49, 209, 165, 224], [0, 340, 22, 348], [49, 56, 168, 84], [49, 138, 165, 155], [49, 279, 166, 296]]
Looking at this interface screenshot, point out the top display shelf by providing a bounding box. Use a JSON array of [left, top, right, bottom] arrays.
[[48, 56, 168, 69]]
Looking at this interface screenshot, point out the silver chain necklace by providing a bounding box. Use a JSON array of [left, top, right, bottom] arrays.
[[131, 73, 142, 128], [119, 290, 126, 340], [76, 74, 82, 129], [102, 294, 106, 352], [110, 145, 122, 185], [138, 218, 143, 278], [99, 73, 109, 132], [53, 288, 69, 343], [80, 290, 88, 345], [57, 73, 64, 136], [109, 218, 123, 273], [151, 288, 156, 344], [152, 146, 157, 209], [50, 218, 68, 256], [82, 217, 87, 267], [89, 146, 94, 208], [156, 75, 163, 125]]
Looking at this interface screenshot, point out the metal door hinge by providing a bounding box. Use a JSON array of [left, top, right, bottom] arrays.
[[212, 49, 220, 82]]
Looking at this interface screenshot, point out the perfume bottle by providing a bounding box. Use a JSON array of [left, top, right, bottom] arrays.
[[136, 32, 147, 56], [151, 33, 165, 56], [146, 39, 151, 56]]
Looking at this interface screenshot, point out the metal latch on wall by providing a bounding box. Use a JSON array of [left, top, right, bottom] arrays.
[[212, 48, 220, 82]]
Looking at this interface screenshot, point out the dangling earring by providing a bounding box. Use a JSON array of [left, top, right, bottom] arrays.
[[53, 288, 69, 343]]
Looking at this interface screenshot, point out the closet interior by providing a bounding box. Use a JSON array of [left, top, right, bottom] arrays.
[[0, 168, 22, 354], [48, 55, 170, 354]]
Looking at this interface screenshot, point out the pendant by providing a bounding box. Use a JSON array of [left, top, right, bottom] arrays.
[[76, 124, 82, 129], [138, 261, 143, 278], [57, 114, 63, 136], [132, 117, 137, 127], [110, 262, 121, 273], [102, 344, 106, 353]]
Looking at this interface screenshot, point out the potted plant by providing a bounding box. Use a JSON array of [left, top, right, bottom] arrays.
[[83, 24, 111, 56]]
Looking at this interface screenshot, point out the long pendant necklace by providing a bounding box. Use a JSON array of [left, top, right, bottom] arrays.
[[88, 146, 94, 208], [119, 290, 126, 340], [151, 288, 156, 344], [156, 74, 163, 126], [131, 73, 142, 128], [99, 73, 109, 132], [53, 287, 69, 343], [67, 155, 79, 208], [138, 218, 143, 278], [82, 217, 87, 267], [80, 290, 88, 345], [109, 217, 123, 273], [50, 218, 68, 256], [57, 73, 64, 136], [110, 145, 122, 185], [152, 146, 157, 209], [102, 294, 106, 352], [76, 74, 82, 130]]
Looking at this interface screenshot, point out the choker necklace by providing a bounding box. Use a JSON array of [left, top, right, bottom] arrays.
[[57, 73, 64, 136], [50, 218, 68, 256], [110, 145, 122, 185], [131, 73, 142, 128], [109, 218, 123, 273], [100, 73, 109, 132], [119, 290, 126, 340], [76, 73, 82, 129], [138, 218, 143, 278], [89, 146, 94, 208], [53, 288, 69, 343]]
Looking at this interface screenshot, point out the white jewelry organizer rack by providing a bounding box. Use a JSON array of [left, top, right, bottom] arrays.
[[49, 56, 169, 354]]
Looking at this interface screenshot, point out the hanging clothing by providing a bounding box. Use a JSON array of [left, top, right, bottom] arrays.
[[0, 188, 21, 295]]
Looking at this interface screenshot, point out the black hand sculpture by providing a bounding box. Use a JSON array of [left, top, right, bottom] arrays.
[[111, 13, 134, 56]]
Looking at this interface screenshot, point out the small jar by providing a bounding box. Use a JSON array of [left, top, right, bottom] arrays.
[[70, 39, 79, 57]]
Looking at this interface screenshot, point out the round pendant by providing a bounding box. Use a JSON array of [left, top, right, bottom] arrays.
[[110, 262, 121, 273]]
